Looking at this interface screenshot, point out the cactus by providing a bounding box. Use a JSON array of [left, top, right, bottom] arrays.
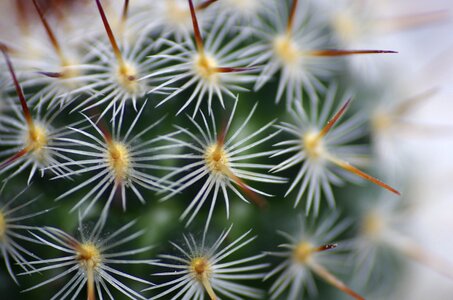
[[0, 0, 452, 299]]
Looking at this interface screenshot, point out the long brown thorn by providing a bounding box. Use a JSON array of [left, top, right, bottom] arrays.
[[0, 43, 9, 53], [0, 148, 30, 171], [378, 10, 450, 32], [16, 0, 30, 34], [50, 0, 67, 23], [319, 98, 400, 195], [91, 110, 113, 144], [319, 99, 351, 138], [188, 0, 204, 52], [37, 71, 63, 78], [121, 0, 130, 25], [390, 235, 453, 280], [226, 169, 268, 209], [328, 156, 400, 195], [117, 0, 130, 39], [287, 0, 299, 34], [217, 119, 228, 147], [215, 122, 267, 208], [32, 0, 65, 64], [196, 0, 219, 10], [395, 87, 439, 116], [310, 49, 398, 57], [95, 0, 125, 69], [1, 47, 33, 127], [309, 260, 365, 300], [215, 67, 255, 73], [98, 122, 113, 144]]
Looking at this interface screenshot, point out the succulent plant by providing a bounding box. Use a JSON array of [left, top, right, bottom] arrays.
[[0, 0, 452, 299]]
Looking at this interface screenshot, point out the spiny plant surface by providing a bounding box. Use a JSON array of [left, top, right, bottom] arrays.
[[0, 0, 452, 299]]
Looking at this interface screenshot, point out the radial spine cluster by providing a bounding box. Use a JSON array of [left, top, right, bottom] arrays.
[[0, 0, 451, 299]]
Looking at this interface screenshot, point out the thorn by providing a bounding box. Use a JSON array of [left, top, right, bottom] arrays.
[[57, 231, 80, 250], [316, 243, 338, 252], [32, 0, 66, 64], [16, 0, 30, 34], [398, 122, 453, 137], [0, 42, 18, 55], [378, 10, 450, 32], [95, 0, 125, 69], [319, 99, 352, 138], [87, 267, 96, 300], [201, 275, 218, 300], [188, 0, 204, 52], [287, 0, 299, 34], [50, 0, 67, 23], [391, 235, 453, 280], [1, 47, 34, 127], [0, 42, 8, 53], [217, 119, 228, 147], [89, 110, 113, 144], [215, 66, 256, 73], [212, 122, 268, 209], [0, 148, 30, 171], [37, 71, 63, 78], [122, 0, 130, 22], [309, 260, 365, 300], [309, 49, 398, 57], [98, 123, 113, 144], [196, 0, 219, 10], [328, 156, 400, 196], [395, 87, 439, 116], [119, 0, 130, 38], [225, 168, 268, 210]]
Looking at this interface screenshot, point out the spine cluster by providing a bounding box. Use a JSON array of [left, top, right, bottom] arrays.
[[0, 0, 451, 299]]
